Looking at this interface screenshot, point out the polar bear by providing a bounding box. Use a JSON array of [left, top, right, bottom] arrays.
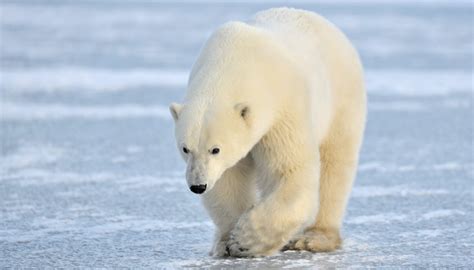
[[169, 8, 366, 257]]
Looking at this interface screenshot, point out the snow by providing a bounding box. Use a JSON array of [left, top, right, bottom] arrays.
[[351, 185, 449, 198], [346, 213, 408, 224], [1, 0, 472, 268], [421, 210, 466, 220], [1, 144, 64, 172], [1, 68, 188, 92], [1, 102, 170, 120], [365, 70, 473, 96]]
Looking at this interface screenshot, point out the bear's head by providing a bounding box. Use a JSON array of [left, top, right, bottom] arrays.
[[168, 21, 297, 194], [169, 101, 257, 194]]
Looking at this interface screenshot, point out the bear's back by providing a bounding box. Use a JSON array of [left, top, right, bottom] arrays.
[[252, 7, 331, 34], [253, 7, 365, 111]]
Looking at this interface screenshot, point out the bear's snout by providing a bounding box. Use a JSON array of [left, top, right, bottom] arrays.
[[189, 184, 207, 194], [186, 159, 209, 188]]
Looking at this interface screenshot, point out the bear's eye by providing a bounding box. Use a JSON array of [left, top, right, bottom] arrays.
[[210, 148, 220, 155], [182, 147, 189, 154]]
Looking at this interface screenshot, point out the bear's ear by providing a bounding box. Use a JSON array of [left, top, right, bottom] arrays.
[[234, 103, 250, 123], [169, 102, 183, 121]]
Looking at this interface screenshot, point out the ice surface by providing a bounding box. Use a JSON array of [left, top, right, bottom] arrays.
[[1, 68, 189, 92], [1, 102, 170, 120], [1, 0, 472, 268]]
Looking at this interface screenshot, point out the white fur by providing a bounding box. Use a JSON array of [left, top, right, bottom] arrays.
[[170, 8, 366, 257]]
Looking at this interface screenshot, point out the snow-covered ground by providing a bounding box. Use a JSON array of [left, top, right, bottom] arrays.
[[1, 1, 472, 268]]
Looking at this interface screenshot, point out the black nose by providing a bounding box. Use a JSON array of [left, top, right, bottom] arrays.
[[190, 184, 207, 194]]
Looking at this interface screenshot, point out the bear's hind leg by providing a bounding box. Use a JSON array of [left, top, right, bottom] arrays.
[[285, 113, 364, 252]]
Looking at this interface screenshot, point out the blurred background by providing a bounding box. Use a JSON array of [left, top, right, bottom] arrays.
[[0, 0, 472, 268]]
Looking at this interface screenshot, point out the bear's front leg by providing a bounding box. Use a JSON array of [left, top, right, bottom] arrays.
[[226, 163, 320, 257], [202, 156, 256, 257]]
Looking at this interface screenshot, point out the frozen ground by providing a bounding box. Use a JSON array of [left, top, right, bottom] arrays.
[[1, 1, 473, 268]]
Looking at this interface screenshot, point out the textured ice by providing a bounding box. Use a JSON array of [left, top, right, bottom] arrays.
[[346, 213, 408, 225], [1, 0, 472, 268], [1, 102, 170, 120], [1, 68, 188, 92], [351, 185, 449, 198]]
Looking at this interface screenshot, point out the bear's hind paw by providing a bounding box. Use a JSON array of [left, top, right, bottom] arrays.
[[283, 229, 341, 252]]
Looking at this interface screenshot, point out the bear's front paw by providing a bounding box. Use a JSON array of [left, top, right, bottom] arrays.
[[224, 214, 275, 257], [210, 239, 229, 257], [225, 230, 255, 258]]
